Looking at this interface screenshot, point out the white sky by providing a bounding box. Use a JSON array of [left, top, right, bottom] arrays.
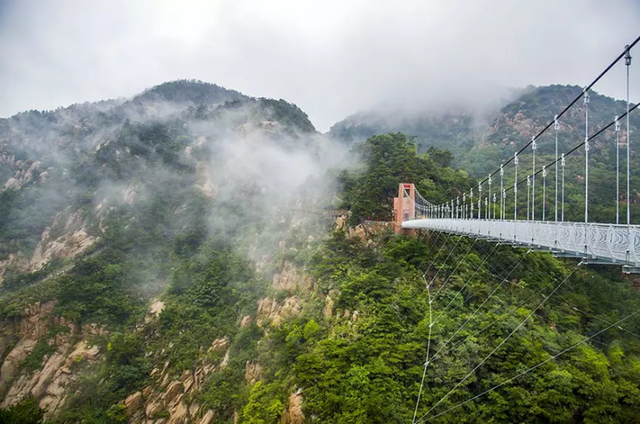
[[0, 0, 638, 131]]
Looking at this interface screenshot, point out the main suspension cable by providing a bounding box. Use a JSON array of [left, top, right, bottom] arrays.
[[478, 37, 640, 187]]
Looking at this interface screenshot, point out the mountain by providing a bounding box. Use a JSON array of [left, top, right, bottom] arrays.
[[0, 79, 318, 258], [0, 81, 640, 423], [328, 107, 484, 157], [0, 80, 334, 421], [331, 85, 640, 223], [330, 84, 639, 172], [460, 85, 639, 175]]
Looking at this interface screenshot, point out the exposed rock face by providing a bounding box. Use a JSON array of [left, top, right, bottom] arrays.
[[348, 224, 367, 241], [244, 361, 263, 385], [0, 253, 29, 284], [145, 399, 163, 419], [124, 391, 142, 416], [347, 221, 392, 241], [281, 390, 305, 424], [2, 160, 41, 190], [195, 161, 216, 198], [240, 315, 253, 328], [128, 339, 232, 423], [335, 216, 347, 231], [169, 400, 188, 424], [209, 337, 229, 353], [0, 338, 39, 391], [0, 301, 57, 392], [0, 230, 315, 422], [3, 341, 100, 418], [324, 296, 334, 320], [149, 300, 166, 316], [256, 297, 302, 327], [199, 409, 215, 424], [162, 381, 183, 404], [145, 300, 166, 324], [123, 184, 137, 204], [272, 261, 312, 291], [0, 301, 101, 419], [29, 210, 97, 271]]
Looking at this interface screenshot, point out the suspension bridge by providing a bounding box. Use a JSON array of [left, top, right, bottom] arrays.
[[395, 39, 640, 273], [399, 37, 640, 424]]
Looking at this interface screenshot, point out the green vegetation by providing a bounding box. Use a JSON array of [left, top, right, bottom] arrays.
[[0, 182, 76, 259], [135, 79, 246, 106], [338, 133, 473, 224], [161, 241, 263, 372], [284, 231, 640, 423], [0, 397, 44, 424], [53, 332, 151, 423], [21, 339, 57, 373], [329, 109, 479, 156], [331, 85, 640, 224]]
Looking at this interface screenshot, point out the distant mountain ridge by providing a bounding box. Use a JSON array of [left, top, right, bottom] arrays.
[[329, 84, 639, 178]]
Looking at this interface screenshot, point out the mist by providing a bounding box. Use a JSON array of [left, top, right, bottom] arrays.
[[0, 85, 352, 286], [1, 0, 639, 132]]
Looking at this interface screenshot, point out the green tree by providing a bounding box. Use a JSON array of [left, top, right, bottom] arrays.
[[0, 397, 45, 424]]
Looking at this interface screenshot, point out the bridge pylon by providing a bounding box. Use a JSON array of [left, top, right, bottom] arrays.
[[393, 183, 417, 236]]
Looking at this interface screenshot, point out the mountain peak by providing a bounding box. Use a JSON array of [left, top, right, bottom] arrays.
[[133, 79, 247, 106]]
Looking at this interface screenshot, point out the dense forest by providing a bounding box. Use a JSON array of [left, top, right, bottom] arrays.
[[1, 82, 640, 423]]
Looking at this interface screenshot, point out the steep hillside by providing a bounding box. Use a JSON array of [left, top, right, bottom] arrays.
[[0, 80, 333, 422], [459, 85, 640, 176], [0, 80, 317, 278]]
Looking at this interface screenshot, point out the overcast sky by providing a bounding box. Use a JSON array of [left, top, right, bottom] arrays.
[[0, 0, 638, 131]]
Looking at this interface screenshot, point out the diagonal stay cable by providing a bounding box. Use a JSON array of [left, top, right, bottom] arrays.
[[417, 262, 583, 423], [505, 101, 639, 194], [411, 231, 451, 423], [414, 231, 444, 274], [431, 244, 524, 337], [414, 237, 479, 421], [431, 271, 581, 360], [425, 236, 464, 284], [432, 243, 501, 326], [552, 322, 613, 350], [549, 294, 640, 340], [456, 249, 526, 311], [412, 243, 522, 418], [420, 307, 640, 422], [421, 234, 453, 279], [412, 273, 435, 424], [432, 238, 479, 303], [431, 241, 503, 325], [429, 251, 531, 363], [432, 269, 585, 358]]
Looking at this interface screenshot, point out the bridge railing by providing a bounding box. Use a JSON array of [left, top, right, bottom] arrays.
[[402, 218, 640, 269]]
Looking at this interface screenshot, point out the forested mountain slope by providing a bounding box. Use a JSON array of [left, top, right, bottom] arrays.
[[331, 85, 640, 223], [0, 82, 639, 424], [330, 85, 639, 176]]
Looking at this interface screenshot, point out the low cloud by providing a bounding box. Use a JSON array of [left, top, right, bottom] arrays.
[[0, 0, 639, 131]]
